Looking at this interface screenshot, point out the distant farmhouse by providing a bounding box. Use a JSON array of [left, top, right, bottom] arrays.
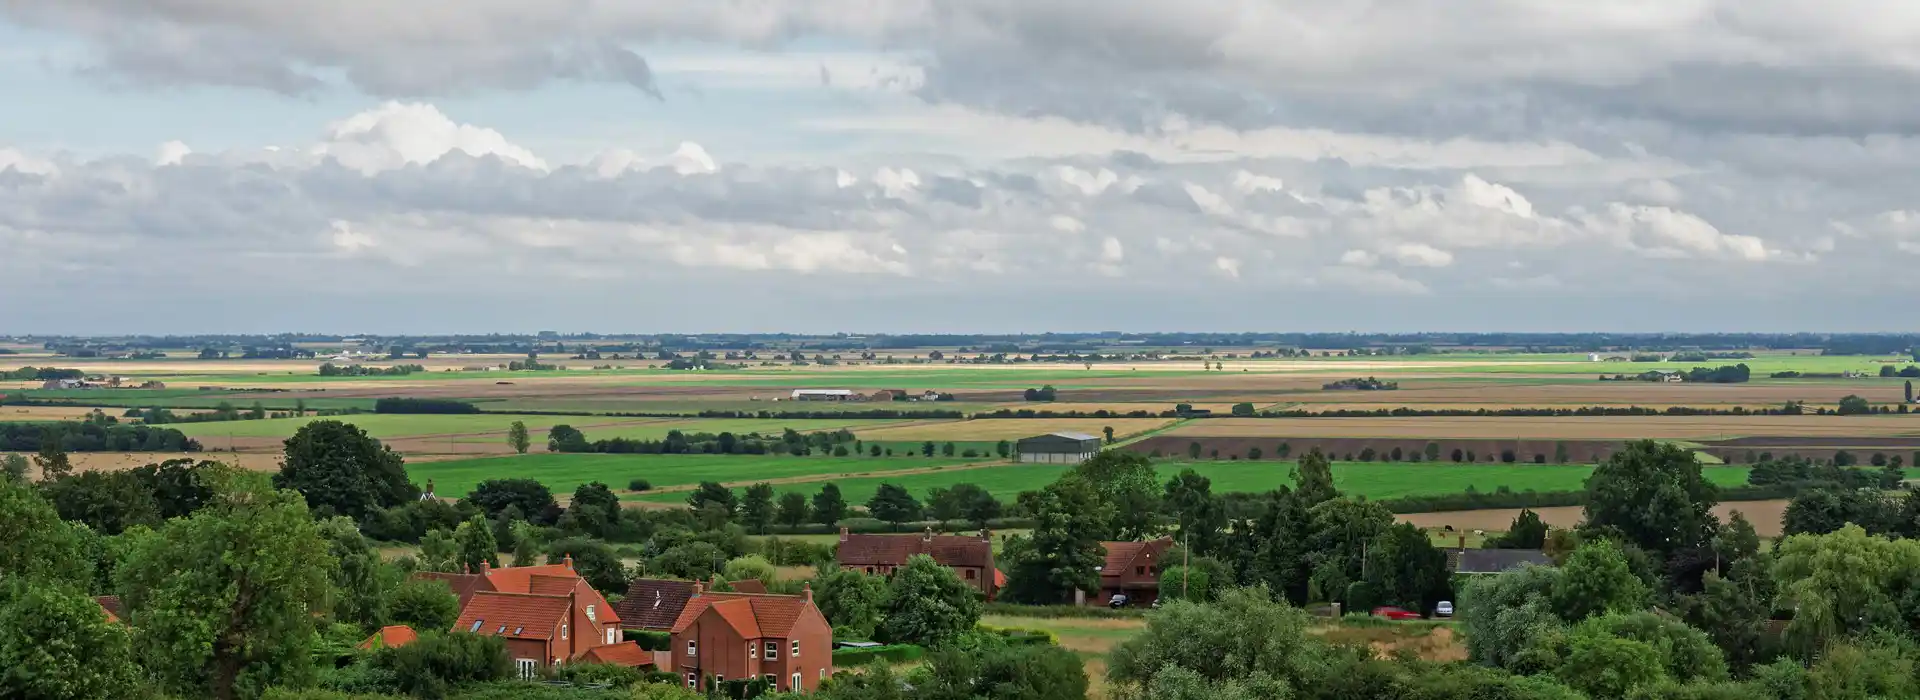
[[788, 389, 902, 402]]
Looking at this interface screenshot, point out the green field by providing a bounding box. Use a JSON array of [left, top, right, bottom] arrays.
[[562, 418, 921, 441], [627, 460, 1760, 506], [408, 453, 976, 499], [163, 413, 589, 439]]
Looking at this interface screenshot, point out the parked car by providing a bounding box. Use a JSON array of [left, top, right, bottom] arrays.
[[1108, 594, 1131, 609], [1435, 601, 1454, 618], [1371, 606, 1421, 621]]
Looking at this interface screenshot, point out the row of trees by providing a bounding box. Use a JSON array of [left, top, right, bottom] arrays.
[[683, 480, 1008, 533]]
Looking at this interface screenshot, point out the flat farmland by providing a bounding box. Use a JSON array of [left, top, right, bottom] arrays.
[[1, 451, 287, 474], [627, 459, 1754, 507], [851, 417, 1173, 441], [0, 405, 122, 421], [1293, 378, 1908, 408], [409, 453, 977, 500], [1169, 416, 1920, 440], [162, 413, 661, 440], [1399, 500, 1796, 539]]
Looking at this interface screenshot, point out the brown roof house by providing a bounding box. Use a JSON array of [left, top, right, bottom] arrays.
[[420, 557, 631, 678], [667, 584, 833, 694], [836, 528, 997, 598], [1087, 538, 1175, 607], [358, 625, 419, 650]]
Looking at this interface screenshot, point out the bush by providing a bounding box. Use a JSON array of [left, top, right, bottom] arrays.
[[831, 644, 925, 665], [977, 624, 1058, 647], [630, 630, 673, 651], [546, 662, 647, 688], [628, 479, 651, 492], [369, 631, 511, 698], [981, 602, 1148, 619]]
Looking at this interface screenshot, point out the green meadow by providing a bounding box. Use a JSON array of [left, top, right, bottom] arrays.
[[408, 453, 975, 500]]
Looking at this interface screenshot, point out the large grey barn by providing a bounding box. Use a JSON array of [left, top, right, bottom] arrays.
[[1015, 432, 1102, 464]]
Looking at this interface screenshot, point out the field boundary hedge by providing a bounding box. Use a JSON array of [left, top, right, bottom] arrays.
[[830, 644, 924, 665], [981, 603, 1148, 619]]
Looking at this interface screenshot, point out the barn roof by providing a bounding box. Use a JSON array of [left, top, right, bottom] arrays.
[[837, 533, 992, 568], [612, 579, 699, 631]]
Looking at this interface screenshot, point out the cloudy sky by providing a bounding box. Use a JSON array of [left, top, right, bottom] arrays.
[[3, 2, 1917, 334]]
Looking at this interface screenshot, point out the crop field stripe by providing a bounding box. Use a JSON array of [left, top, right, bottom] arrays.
[[409, 454, 982, 501]]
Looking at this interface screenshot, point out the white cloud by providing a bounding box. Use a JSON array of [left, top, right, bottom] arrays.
[[874, 167, 921, 198], [329, 221, 376, 253], [155, 141, 192, 166], [1582, 203, 1774, 261], [1339, 249, 1378, 267], [1233, 171, 1285, 193], [1213, 256, 1242, 278], [1049, 215, 1086, 233], [1052, 166, 1120, 196], [1317, 265, 1431, 295], [589, 149, 645, 178], [313, 102, 547, 174], [1184, 183, 1233, 217], [1100, 237, 1125, 262], [666, 142, 717, 175], [0, 147, 57, 176], [1390, 243, 1455, 268]]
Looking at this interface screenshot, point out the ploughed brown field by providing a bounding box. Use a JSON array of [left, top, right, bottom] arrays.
[[1168, 416, 1920, 440], [1399, 500, 1792, 538]]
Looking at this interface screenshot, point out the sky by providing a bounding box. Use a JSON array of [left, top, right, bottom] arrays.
[[2, 1, 1918, 335]]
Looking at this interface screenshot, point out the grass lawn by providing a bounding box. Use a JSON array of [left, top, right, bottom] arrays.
[[411, 453, 975, 500], [568, 418, 921, 441], [979, 614, 1146, 655], [630, 459, 1755, 506]]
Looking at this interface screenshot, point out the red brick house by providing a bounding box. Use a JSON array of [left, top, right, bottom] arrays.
[[1091, 538, 1175, 607], [358, 625, 418, 650], [836, 528, 996, 598], [423, 558, 631, 677], [666, 584, 833, 693]]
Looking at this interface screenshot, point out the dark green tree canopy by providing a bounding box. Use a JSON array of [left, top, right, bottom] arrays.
[[275, 420, 413, 521], [1582, 440, 1719, 557]]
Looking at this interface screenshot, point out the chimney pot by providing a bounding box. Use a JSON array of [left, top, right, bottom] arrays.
[[803, 582, 813, 603], [564, 554, 574, 571], [480, 560, 491, 574], [839, 527, 849, 542], [693, 582, 704, 597], [1458, 535, 1466, 551]]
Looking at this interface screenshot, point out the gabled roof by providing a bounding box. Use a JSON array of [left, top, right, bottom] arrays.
[[580, 641, 653, 668], [1048, 431, 1100, 441], [838, 533, 992, 568], [1450, 548, 1554, 574], [455, 591, 572, 640], [670, 592, 812, 639], [1098, 539, 1174, 579], [613, 579, 699, 631], [95, 595, 123, 624], [421, 561, 621, 627], [358, 625, 419, 650]]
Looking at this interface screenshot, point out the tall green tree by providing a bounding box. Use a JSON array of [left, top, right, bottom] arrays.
[[1771, 524, 1920, 656], [1362, 522, 1451, 612], [275, 420, 413, 521], [953, 483, 1002, 530], [317, 516, 395, 631], [1293, 448, 1337, 506], [1003, 474, 1111, 604], [1551, 539, 1649, 621], [506, 421, 530, 454], [119, 475, 334, 700], [33, 436, 71, 482], [561, 482, 622, 538], [1489, 509, 1549, 549], [0, 453, 27, 483], [812, 484, 848, 526], [0, 477, 90, 588], [0, 579, 142, 699], [467, 478, 559, 525], [880, 554, 982, 647], [1072, 450, 1162, 540], [454, 515, 500, 572], [1162, 469, 1226, 555], [687, 481, 737, 517], [546, 538, 627, 594], [1305, 496, 1393, 604], [925, 487, 963, 530], [740, 482, 776, 534], [813, 569, 891, 640], [866, 484, 922, 530], [775, 492, 810, 529], [386, 578, 461, 632], [1582, 440, 1719, 558]]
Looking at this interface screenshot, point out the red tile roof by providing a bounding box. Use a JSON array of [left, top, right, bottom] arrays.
[[613, 579, 699, 631], [838, 533, 992, 568], [580, 641, 653, 668], [95, 596, 123, 624], [414, 571, 488, 607], [669, 592, 811, 638], [455, 591, 572, 640], [528, 574, 577, 596], [1099, 539, 1174, 580], [358, 625, 419, 650]]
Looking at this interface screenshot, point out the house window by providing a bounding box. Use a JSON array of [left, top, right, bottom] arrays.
[[749, 642, 758, 659], [606, 629, 617, 645], [685, 673, 697, 688], [585, 605, 596, 622], [1135, 566, 1146, 576], [764, 674, 776, 686], [561, 625, 567, 640], [764, 641, 778, 660], [965, 569, 976, 579], [469, 620, 484, 633], [865, 567, 874, 574], [687, 640, 697, 657], [516, 659, 536, 679], [792, 640, 801, 657], [792, 673, 803, 690]]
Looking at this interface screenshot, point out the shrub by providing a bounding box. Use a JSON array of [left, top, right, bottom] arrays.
[[630, 630, 672, 651], [981, 603, 1148, 619], [546, 662, 647, 688], [628, 479, 651, 492], [831, 644, 925, 666], [373, 398, 481, 415], [369, 631, 511, 698]]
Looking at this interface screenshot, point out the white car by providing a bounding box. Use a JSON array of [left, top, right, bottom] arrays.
[[1435, 601, 1454, 618]]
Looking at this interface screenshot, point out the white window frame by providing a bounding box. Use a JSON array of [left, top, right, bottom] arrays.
[[749, 641, 758, 659], [687, 640, 697, 657], [685, 673, 697, 688], [585, 604, 596, 622], [606, 628, 617, 645], [560, 624, 567, 641], [516, 659, 536, 679], [792, 672, 803, 690], [764, 641, 778, 660], [792, 640, 800, 657]]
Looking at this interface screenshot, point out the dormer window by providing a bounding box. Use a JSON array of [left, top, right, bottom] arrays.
[[469, 620, 484, 633], [586, 605, 596, 622]]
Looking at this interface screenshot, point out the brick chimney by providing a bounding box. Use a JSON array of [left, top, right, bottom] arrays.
[[803, 582, 813, 603], [1457, 535, 1466, 552], [564, 554, 574, 571], [693, 582, 704, 597], [839, 527, 850, 543], [479, 560, 491, 575], [922, 526, 934, 542]]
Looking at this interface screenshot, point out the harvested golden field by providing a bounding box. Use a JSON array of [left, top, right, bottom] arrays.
[[854, 418, 1174, 441], [0, 451, 286, 474], [1301, 381, 1894, 407], [0, 405, 122, 421], [1171, 416, 1920, 440], [1398, 500, 1791, 538]]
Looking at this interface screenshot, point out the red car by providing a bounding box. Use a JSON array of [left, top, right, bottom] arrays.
[[1371, 606, 1422, 620]]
